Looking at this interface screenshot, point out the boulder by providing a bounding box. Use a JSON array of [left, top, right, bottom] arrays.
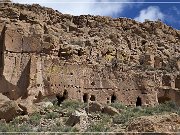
[[85, 102, 103, 113], [37, 101, 54, 108], [102, 106, 119, 116], [17, 96, 39, 114], [126, 117, 155, 132], [0, 93, 23, 121], [65, 109, 88, 130], [16, 115, 29, 123]]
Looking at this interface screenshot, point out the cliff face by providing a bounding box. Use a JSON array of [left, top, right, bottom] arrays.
[[0, 2, 180, 108]]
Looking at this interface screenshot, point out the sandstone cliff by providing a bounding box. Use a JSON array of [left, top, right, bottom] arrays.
[[0, 2, 180, 112]]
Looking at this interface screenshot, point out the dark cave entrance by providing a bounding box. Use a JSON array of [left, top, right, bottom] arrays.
[[90, 95, 96, 101], [83, 93, 88, 103], [136, 96, 142, 106], [56, 90, 68, 105], [111, 93, 117, 103]]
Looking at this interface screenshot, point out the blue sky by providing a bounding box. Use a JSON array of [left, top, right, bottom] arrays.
[[12, 0, 180, 30]]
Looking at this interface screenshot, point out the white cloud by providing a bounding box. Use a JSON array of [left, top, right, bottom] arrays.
[[172, 6, 180, 15], [12, 0, 132, 16], [134, 6, 164, 22]]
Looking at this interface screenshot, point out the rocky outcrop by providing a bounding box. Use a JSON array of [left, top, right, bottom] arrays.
[[126, 113, 180, 132], [66, 109, 88, 131], [102, 106, 119, 116], [0, 1, 179, 113], [0, 93, 24, 121], [85, 102, 103, 113]]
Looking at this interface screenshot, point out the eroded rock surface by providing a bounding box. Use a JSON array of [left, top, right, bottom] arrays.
[[0, 93, 23, 121], [102, 106, 119, 116], [66, 109, 88, 131], [0, 2, 180, 117], [126, 113, 180, 132]]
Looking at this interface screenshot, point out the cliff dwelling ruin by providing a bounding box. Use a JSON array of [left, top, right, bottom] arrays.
[[0, 2, 180, 108]]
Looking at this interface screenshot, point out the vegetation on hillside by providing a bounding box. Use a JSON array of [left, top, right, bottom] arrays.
[[0, 100, 179, 132]]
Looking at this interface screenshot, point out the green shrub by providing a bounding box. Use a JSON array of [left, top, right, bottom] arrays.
[[100, 113, 111, 124], [131, 106, 142, 113], [44, 112, 59, 119], [113, 101, 179, 124], [110, 102, 126, 110], [16, 123, 32, 132], [156, 101, 178, 113], [0, 122, 10, 132], [29, 112, 41, 125], [113, 110, 135, 124], [143, 101, 178, 115], [86, 123, 110, 132], [86, 112, 111, 132], [61, 100, 84, 110], [11, 117, 20, 125], [142, 107, 155, 115], [50, 124, 78, 132], [0, 122, 26, 132]]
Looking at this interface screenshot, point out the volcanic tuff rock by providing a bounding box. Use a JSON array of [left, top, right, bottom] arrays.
[[126, 113, 180, 132], [66, 109, 88, 131], [0, 93, 25, 121], [102, 106, 119, 116], [0, 1, 180, 117]]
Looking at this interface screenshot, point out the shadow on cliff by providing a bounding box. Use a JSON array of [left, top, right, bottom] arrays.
[[17, 59, 31, 99], [0, 75, 19, 100], [0, 59, 31, 100]]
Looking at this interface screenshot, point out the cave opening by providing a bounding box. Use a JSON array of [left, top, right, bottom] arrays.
[[77, 49, 83, 56], [111, 93, 117, 103], [56, 90, 68, 105], [91, 81, 95, 86], [90, 95, 96, 101], [83, 93, 88, 103], [136, 96, 142, 106], [107, 97, 110, 104]]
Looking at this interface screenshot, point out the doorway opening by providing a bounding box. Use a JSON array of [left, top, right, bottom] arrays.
[[83, 93, 88, 103], [136, 96, 142, 106], [111, 93, 117, 103], [56, 90, 68, 105], [90, 95, 96, 101]]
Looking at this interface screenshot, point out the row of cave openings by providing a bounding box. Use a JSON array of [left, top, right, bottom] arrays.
[[55, 90, 143, 106], [83, 93, 143, 107], [55, 90, 121, 105], [162, 75, 180, 89], [55, 90, 171, 106]]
